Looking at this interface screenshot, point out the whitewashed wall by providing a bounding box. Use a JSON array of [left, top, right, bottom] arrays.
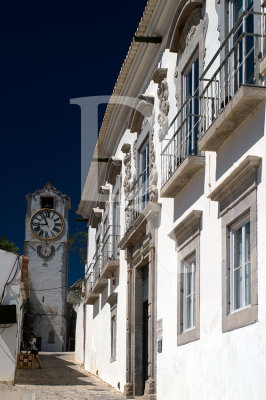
[[0, 250, 23, 383], [156, 102, 266, 400], [75, 304, 84, 365]]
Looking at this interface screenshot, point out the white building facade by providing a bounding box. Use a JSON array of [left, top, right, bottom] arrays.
[[0, 250, 29, 384], [76, 1, 266, 399]]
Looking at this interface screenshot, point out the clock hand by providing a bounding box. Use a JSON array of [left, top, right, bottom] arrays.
[[40, 213, 49, 225]]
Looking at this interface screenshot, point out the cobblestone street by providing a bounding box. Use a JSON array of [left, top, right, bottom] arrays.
[[15, 352, 125, 400]]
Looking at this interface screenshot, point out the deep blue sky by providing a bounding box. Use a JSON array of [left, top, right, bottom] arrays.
[[0, 0, 147, 285]]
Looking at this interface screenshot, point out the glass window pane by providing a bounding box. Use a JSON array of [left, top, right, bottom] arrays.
[[234, 227, 242, 269], [186, 267, 192, 296], [184, 258, 196, 330], [246, 0, 253, 10], [236, 0, 244, 19], [245, 221, 250, 264], [234, 267, 243, 310], [192, 262, 196, 293], [245, 262, 251, 306], [111, 316, 116, 357], [186, 296, 192, 329], [193, 294, 196, 327]]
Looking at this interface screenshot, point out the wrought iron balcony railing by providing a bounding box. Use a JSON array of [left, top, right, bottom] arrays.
[[125, 170, 149, 231], [261, 2, 266, 58], [93, 252, 102, 282], [161, 94, 201, 187], [200, 8, 264, 137], [86, 263, 95, 294], [102, 225, 120, 268]]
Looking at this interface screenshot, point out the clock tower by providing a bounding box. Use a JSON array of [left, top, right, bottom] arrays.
[[24, 182, 70, 352]]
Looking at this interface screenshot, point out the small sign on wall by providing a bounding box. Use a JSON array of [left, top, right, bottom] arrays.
[[157, 339, 163, 353], [157, 318, 163, 353]]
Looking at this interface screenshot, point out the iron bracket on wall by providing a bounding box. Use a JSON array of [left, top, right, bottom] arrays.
[[134, 36, 162, 44]]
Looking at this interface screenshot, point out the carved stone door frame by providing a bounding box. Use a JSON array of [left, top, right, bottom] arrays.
[[120, 203, 161, 400]]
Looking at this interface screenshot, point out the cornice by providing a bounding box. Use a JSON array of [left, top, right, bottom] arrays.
[[208, 156, 261, 215], [208, 156, 261, 202], [169, 210, 202, 246], [98, 0, 159, 153], [78, 0, 177, 217]]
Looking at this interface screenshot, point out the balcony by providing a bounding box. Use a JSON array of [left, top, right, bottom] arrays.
[[161, 95, 205, 198], [124, 171, 150, 232], [120, 178, 161, 249], [92, 254, 108, 293], [101, 225, 120, 279], [86, 253, 108, 304], [86, 264, 99, 304], [199, 9, 266, 152]]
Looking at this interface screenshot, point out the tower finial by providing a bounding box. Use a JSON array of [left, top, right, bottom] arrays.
[[45, 181, 56, 191]]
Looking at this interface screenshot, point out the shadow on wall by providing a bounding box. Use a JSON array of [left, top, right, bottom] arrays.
[[216, 105, 265, 181], [173, 169, 205, 222], [26, 291, 64, 352], [93, 297, 100, 319], [0, 325, 17, 359], [101, 285, 108, 310]]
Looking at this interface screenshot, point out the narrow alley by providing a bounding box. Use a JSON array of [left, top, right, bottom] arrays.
[[15, 352, 124, 400]]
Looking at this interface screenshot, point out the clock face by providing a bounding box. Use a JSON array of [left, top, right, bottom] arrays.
[[30, 209, 64, 240]]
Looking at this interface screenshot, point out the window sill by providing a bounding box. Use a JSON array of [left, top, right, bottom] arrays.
[[222, 304, 257, 333], [110, 354, 116, 363], [177, 325, 200, 346]]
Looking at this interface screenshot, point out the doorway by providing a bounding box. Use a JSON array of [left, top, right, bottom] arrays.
[[134, 264, 149, 396], [142, 266, 149, 394]]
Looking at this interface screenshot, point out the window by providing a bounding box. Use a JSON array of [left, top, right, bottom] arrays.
[[182, 53, 199, 158], [227, 0, 255, 91], [183, 255, 196, 331], [110, 306, 117, 362], [96, 236, 100, 257], [230, 215, 251, 312], [48, 329, 55, 344], [112, 194, 120, 259], [175, 210, 202, 346], [222, 195, 257, 333], [228, 0, 253, 27], [41, 196, 54, 209], [138, 139, 150, 212], [209, 156, 261, 333], [103, 216, 108, 237]]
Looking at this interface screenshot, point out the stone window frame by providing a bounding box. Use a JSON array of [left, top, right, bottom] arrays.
[[135, 128, 151, 212], [111, 179, 121, 257], [208, 156, 261, 333], [177, 234, 200, 346], [135, 126, 151, 177], [221, 189, 258, 332], [172, 210, 202, 346], [110, 303, 117, 363]]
